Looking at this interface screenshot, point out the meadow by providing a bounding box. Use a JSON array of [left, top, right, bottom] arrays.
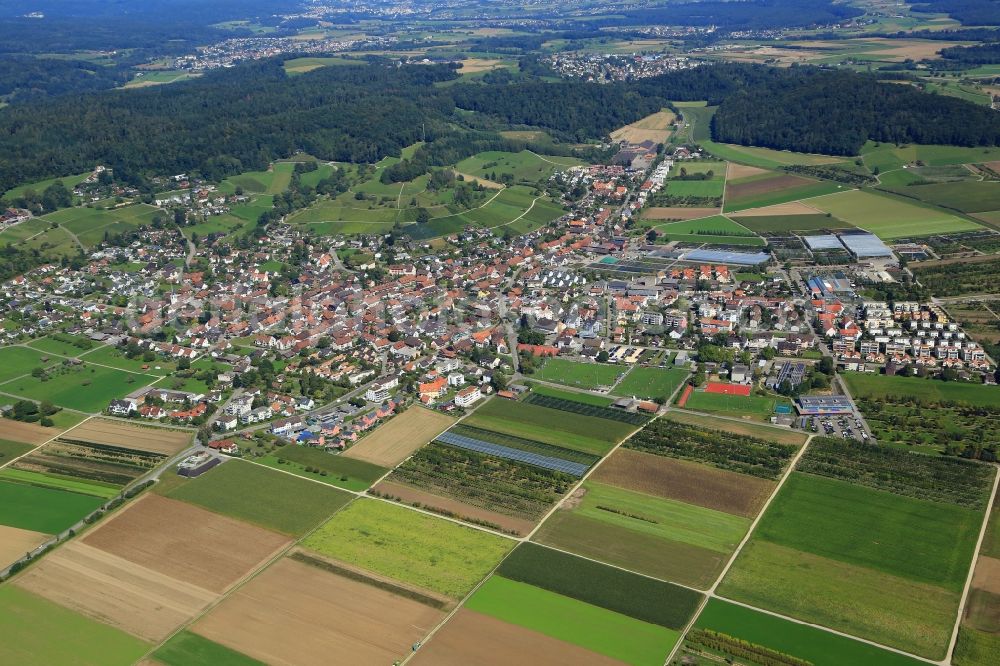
[[153, 631, 265, 666], [301, 498, 513, 598], [704, 142, 847, 169], [463, 399, 631, 454], [0, 438, 35, 461], [611, 366, 689, 400], [1, 363, 153, 412], [39, 204, 162, 247], [77, 344, 176, 375], [0, 477, 104, 533], [692, 599, 926, 666], [732, 213, 850, 233], [532, 357, 623, 389], [166, 460, 352, 536], [466, 576, 678, 666], [258, 446, 387, 492], [809, 189, 980, 239], [842, 371, 1000, 408], [455, 150, 582, 183], [0, 346, 57, 382], [0, 587, 150, 666], [25, 333, 96, 357], [861, 141, 1000, 172]]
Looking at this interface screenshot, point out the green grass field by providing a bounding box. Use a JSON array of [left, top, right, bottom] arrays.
[[654, 215, 754, 237], [725, 179, 846, 212], [732, 213, 853, 233], [3, 171, 91, 200], [455, 150, 583, 183], [809, 189, 981, 239], [693, 599, 926, 666], [25, 334, 96, 358], [301, 498, 513, 598], [77, 344, 176, 375], [257, 446, 388, 492], [681, 390, 790, 420], [705, 143, 848, 169], [166, 460, 352, 535], [666, 180, 725, 197], [0, 468, 120, 499], [0, 346, 56, 382], [0, 439, 35, 461], [0, 587, 150, 666], [954, 625, 1000, 666], [889, 181, 1000, 214], [1, 363, 154, 412], [535, 481, 746, 588], [533, 358, 623, 389], [152, 631, 264, 666], [526, 383, 615, 406], [283, 56, 363, 74], [0, 478, 104, 533], [757, 473, 981, 591], [611, 366, 689, 400], [464, 399, 632, 454], [862, 141, 1000, 172], [842, 372, 1000, 408], [39, 204, 162, 247], [466, 576, 678, 666]]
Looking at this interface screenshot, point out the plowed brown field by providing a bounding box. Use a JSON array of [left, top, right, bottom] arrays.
[[0, 418, 60, 444]]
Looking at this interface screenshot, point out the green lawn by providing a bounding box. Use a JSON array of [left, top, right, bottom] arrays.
[[693, 599, 926, 666], [78, 345, 176, 375], [809, 189, 981, 239], [842, 371, 1000, 408], [1, 363, 154, 412], [612, 367, 689, 400], [166, 460, 352, 536], [0, 346, 55, 382], [464, 399, 632, 454], [257, 446, 388, 492], [152, 631, 264, 666], [301, 498, 514, 598], [0, 478, 104, 533], [0, 587, 150, 666], [466, 576, 678, 666], [533, 358, 624, 389], [25, 334, 97, 358], [757, 473, 981, 591]]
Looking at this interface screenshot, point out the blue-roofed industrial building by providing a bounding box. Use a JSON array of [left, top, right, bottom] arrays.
[[682, 249, 770, 266], [839, 233, 893, 258]]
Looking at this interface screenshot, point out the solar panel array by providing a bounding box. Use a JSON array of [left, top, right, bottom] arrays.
[[436, 431, 589, 476], [803, 235, 844, 250], [683, 249, 770, 266]]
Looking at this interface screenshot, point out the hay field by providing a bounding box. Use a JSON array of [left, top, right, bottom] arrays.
[[63, 419, 191, 455], [192, 556, 446, 666], [611, 110, 677, 144], [83, 494, 290, 593], [14, 541, 216, 642], [0, 417, 61, 444], [459, 58, 507, 74], [343, 407, 453, 467], [642, 206, 721, 220], [0, 525, 48, 567]]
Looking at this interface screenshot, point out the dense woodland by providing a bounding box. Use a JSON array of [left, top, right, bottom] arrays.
[[910, 0, 1000, 26], [939, 41, 1000, 64], [0, 57, 130, 103]]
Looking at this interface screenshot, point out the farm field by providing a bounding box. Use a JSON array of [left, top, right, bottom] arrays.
[[808, 189, 981, 239], [732, 212, 852, 233], [152, 631, 264, 666], [219, 163, 295, 195], [653, 214, 755, 237], [724, 173, 844, 212], [61, 418, 191, 455], [466, 576, 679, 665], [0, 417, 62, 444], [258, 444, 388, 491], [886, 182, 1000, 215], [912, 256, 1000, 298], [82, 494, 290, 593], [0, 437, 35, 461], [3, 171, 91, 200], [523, 392, 648, 425], [525, 383, 616, 407], [861, 141, 1000, 172], [0, 468, 119, 499], [532, 358, 624, 389], [0, 477, 104, 533], [0, 363, 154, 412], [842, 371, 1000, 406], [688, 599, 927, 666], [611, 366, 689, 400], [191, 556, 446, 666], [282, 56, 360, 74], [661, 409, 808, 445], [0, 524, 48, 568], [382, 439, 576, 531], [0, 586, 150, 666], [592, 449, 774, 517], [38, 204, 162, 247], [463, 398, 631, 454], [610, 109, 676, 144], [301, 498, 513, 598], [0, 345, 56, 382], [11, 436, 168, 489], [536, 480, 748, 588], [641, 206, 721, 221], [166, 460, 352, 536], [704, 142, 847, 169], [342, 406, 453, 467]]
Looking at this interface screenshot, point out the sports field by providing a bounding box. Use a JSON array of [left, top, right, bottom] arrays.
[[611, 366, 689, 400], [692, 599, 926, 666], [466, 576, 678, 665], [0, 478, 104, 534], [301, 498, 513, 598], [1, 363, 154, 412], [809, 189, 981, 239], [166, 460, 352, 535], [0, 586, 150, 666], [681, 390, 790, 420], [532, 358, 623, 389]]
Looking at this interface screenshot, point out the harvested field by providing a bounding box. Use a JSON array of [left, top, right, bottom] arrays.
[[83, 494, 290, 593], [192, 556, 446, 666], [0, 525, 48, 566], [459, 58, 506, 74], [662, 410, 808, 446], [642, 207, 720, 220], [373, 480, 537, 535], [592, 449, 774, 518], [14, 541, 215, 642], [410, 609, 628, 666], [0, 417, 60, 444], [343, 407, 453, 467], [611, 110, 676, 144], [726, 174, 814, 201], [730, 201, 821, 216], [63, 419, 190, 455], [726, 163, 769, 180], [972, 556, 1000, 595]]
